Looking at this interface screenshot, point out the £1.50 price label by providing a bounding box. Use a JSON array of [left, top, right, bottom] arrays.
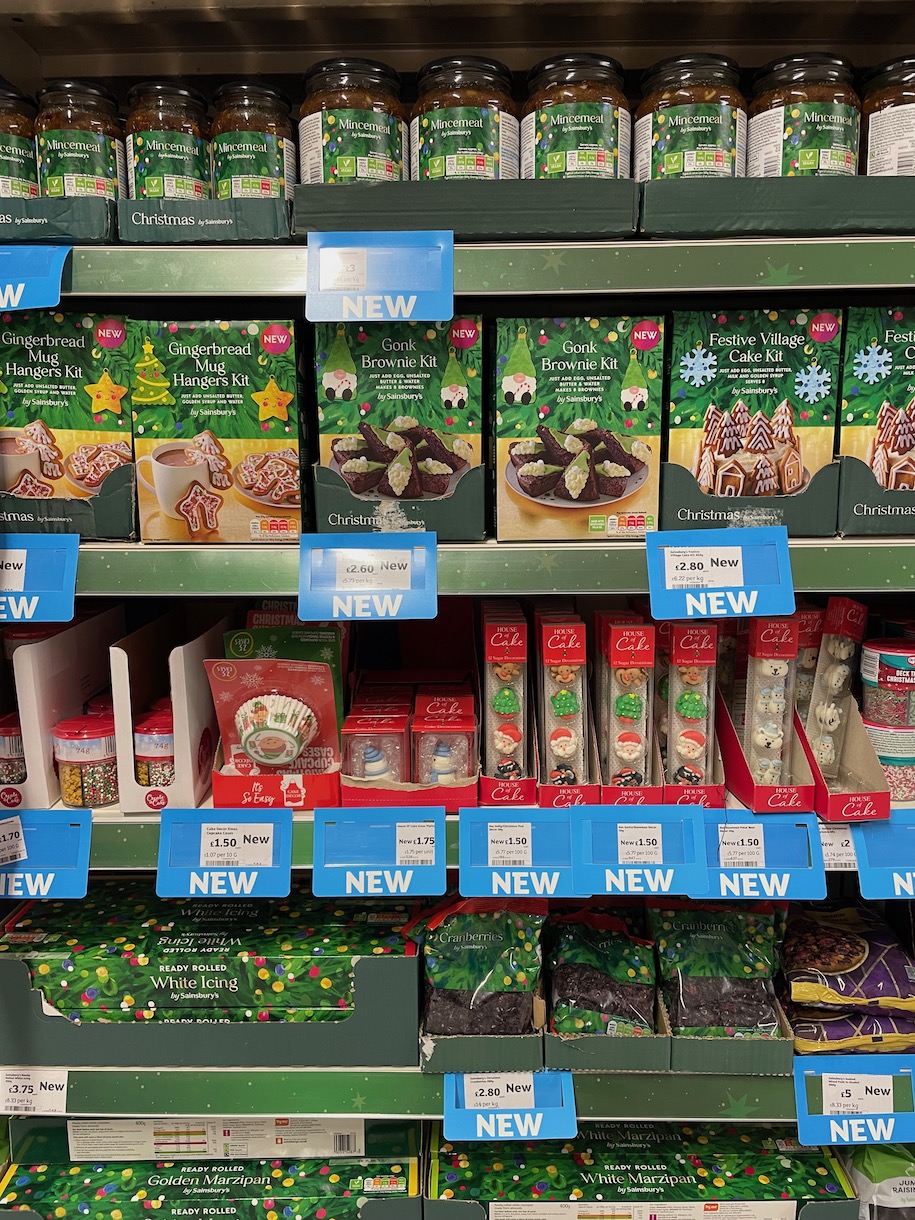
[[617, 822, 663, 865], [718, 824, 766, 870], [487, 822, 532, 869], [200, 823, 275, 869]]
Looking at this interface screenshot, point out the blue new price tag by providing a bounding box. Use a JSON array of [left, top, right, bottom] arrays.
[[443, 1071, 577, 1142], [306, 230, 454, 323], [0, 246, 71, 311], [0, 807, 90, 899], [645, 525, 794, 620], [312, 806, 446, 897], [795, 1055, 915, 1145], [852, 812, 915, 898], [0, 534, 78, 622], [571, 805, 709, 898], [156, 808, 292, 898], [458, 807, 583, 898], [299, 531, 437, 621], [693, 810, 826, 900]]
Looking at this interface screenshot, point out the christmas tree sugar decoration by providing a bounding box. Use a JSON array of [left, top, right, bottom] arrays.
[[620, 347, 649, 410], [873, 442, 889, 487], [675, 690, 707, 722], [551, 688, 581, 720], [614, 692, 644, 723], [440, 346, 469, 411], [502, 326, 537, 402], [131, 337, 176, 408], [714, 410, 742, 457], [746, 410, 775, 454], [877, 400, 897, 446], [697, 445, 716, 492], [492, 687, 521, 718], [732, 398, 751, 438], [751, 453, 778, 495], [893, 407, 915, 455], [772, 398, 795, 444]]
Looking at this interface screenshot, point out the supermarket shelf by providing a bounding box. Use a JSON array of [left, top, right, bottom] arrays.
[[61, 237, 915, 299], [57, 1068, 795, 1121], [75, 537, 915, 598]]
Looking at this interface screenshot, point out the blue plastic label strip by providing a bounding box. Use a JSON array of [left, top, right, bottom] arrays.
[[645, 525, 795, 619], [305, 230, 454, 322], [692, 809, 826, 900], [0, 246, 71, 310], [299, 531, 438, 621], [156, 807, 292, 898], [853, 811, 915, 898], [0, 807, 91, 899], [0, 533, 79, 622], [443, 1071, 577, 1141], [312, 805, 446, 897], [571, 804, 709, 897], [458, 807, 583, 898], [794, 1055, 915, 1145]]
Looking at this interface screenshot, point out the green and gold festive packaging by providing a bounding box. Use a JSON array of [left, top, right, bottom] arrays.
[[494, 316, 663, 540], [131, 319, 301, 544], [313, 317, 484, 538], [0, 310, 135, 538], [664, 306, 843, 534]]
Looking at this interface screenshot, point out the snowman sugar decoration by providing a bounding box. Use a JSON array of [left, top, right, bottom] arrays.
[[742, 617, 799, 788], [804, 597, 867, 784]]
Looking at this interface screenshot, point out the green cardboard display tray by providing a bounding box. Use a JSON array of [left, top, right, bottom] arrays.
[[660, 460, 839, 536], [419, 1031, 544, 1074], [0, 199, 114, 244], [838, 454, 915, 535], [294, 179, 639, 241], [117, 199, 290, 243], [544, 998, 671, 1072], [0, 955, 420, 1068], [424, 1204, 858, 1219], [0, 464, 136, 540], [641, 176, 915, 238], [0, 1206, 418, 1219]]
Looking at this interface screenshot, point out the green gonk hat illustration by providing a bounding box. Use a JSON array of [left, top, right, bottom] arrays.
[[621, 347, 649, 410], [441, 346, 469, 410], [502, 325, 537, 405], [323, 324, 357, 401]]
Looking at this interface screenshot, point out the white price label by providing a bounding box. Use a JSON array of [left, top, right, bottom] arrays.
[[0, 549, 27, 592], [200, 823, 274, 869], [822, 1073, 895, 1115], [488, 821, 532, 868], [319, 247, 367, 292], [463, 1072, 535, 1111], [617, 822, 663, 864], [664, 544, 744, 591], [334, 548, 413, 592], [0, 814, 26, 866], [1, 1069, 68, 1114], [395, 821, 436, 867], [819, 823, 857, 871], [718, 823, 765, 869]]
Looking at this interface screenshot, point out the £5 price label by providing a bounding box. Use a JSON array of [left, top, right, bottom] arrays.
[[617, 822, 663, 865], [395, 821, 436, 867], [822, 1073, 895, 1116], [663, 545, 744, 592], [718, 824, 766, 870], [463, 1073, 535, 1111], [0, 814, 26, 866], [487, 822, 532, 869], [199, 823, 275, 869]]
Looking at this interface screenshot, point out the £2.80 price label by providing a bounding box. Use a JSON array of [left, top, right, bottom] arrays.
[[463, 1073, 535, 1111], [334, 549, 412, 593], [663, 545, 745, 592], [617, 822, 663, 865], [0, 814, 26, 866], [395, 821, 436, 867], [488, 822, 532, 869]]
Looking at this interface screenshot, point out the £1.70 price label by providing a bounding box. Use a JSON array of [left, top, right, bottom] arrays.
[[0, 814, 26, 866]]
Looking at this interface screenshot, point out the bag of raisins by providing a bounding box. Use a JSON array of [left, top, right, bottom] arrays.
[[548, 911, 656, 1036]]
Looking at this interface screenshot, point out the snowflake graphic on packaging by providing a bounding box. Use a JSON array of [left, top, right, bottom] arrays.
[[311, 674, 326, 687], [218, 690, 234, 704], [794, 362, 832, 404], [320, 646, 334, 661], [256, 645, 278, 659], [679, 345, 718, 387], [853, 342, 893, 385], [241, 671, 263, 689]]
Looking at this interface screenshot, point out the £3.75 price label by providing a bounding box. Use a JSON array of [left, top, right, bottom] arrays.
[[395, 821, 436, 867], [334, 548, 412, 593], [663, 545, 744, 591], [718, 824, 766, 870], [0, 1069, 69, 1114], [488, 822, 532, 869], [463, 1073, 535, 1111], [0, 813, 26, 866], [617, 822, 663, 865], [200, 823, 275, 869]]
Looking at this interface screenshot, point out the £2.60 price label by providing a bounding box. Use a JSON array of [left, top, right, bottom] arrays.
[[200, 823, 275, 869], [0, 814, 26, 866], [488, 822, 532, 869], [617, 822, 663, 865], [718, 824, 766, 870], [663, 545, 744, 591], [463, 1073, 535, 1111], [334, 548, 412, 593], [395, 821, 436, 867]]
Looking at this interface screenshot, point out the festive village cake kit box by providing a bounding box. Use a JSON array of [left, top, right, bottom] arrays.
[[838, 305, 915, 534], [494, 315, 664, 541], [0, 311, 135, 538], [313, 317, 484, 538], [133, 319, 302, 543], [664, 306, 844, 534]]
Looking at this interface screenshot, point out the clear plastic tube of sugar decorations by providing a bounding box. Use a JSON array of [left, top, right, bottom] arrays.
[[804, 597, 867, 782], [666, 623, 717, 788], [606, 623, 655, 788], [741, 617, 799, 786]]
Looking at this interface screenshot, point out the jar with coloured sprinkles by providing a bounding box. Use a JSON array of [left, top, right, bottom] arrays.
[[0, 713, 26, 785], [134, 709, 175, 787], [52, 713, 118, 808]]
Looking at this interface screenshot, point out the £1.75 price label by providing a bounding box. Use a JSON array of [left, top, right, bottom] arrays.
[[395, 821, 436, 868]]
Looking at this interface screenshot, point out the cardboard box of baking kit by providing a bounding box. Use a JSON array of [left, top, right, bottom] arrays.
[[799, 700, 891, 822], [495, 315, 664, 540], [0, 310, 136, 538], [313, 316, 484, 538], [225, 625, 346, 729], [132, 318, 302, 543], [663, 305, 843, 534], [110, 607, 230, 814]]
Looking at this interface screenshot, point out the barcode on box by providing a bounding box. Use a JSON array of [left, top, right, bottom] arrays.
[[334, 1132, 357, 1153]]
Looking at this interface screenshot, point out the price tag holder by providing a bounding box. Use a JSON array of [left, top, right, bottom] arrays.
[[0, 245, 71, 311], [571, 804, 708, 898], [156, 807, 292, 898], [299, 531, 437, 621], [312, 805, 446, 897], [0, 533, 79, 622], [0, 1068, 69, 1115], [819, 821, 858, 871], [794, 1055, 915, 1145], [444, 1071, 576, 1141], [694, 810, 826, 900], [852, 812, 915, 899], [305, 230, 454, 323], [645, 525, 794, 620], [458, 807, 584, 898], [0, 807, 90, 899]]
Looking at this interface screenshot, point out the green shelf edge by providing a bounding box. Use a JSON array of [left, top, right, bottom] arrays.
[[74, 538, 915, 597], [61, 237, 915, 297]]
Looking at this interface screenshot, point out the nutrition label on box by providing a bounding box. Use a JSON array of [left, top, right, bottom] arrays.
[[67, 1117, 366, 1160]]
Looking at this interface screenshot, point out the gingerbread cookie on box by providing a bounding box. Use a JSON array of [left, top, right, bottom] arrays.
[[131, 320, 302, 543]]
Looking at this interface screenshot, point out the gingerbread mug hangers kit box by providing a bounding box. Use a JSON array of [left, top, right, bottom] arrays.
[[132, 319, 302, 543]]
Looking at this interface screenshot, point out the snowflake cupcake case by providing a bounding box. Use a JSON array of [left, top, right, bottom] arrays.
[[663, 306, 844, 534]]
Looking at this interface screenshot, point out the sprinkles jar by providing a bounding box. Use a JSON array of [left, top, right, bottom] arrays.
[[134, 709, 175, 787], [861, 638, 915, 727], [52, 713, 118, 808], [863, 720, 915, 801], [0, 713, 25, 784]]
